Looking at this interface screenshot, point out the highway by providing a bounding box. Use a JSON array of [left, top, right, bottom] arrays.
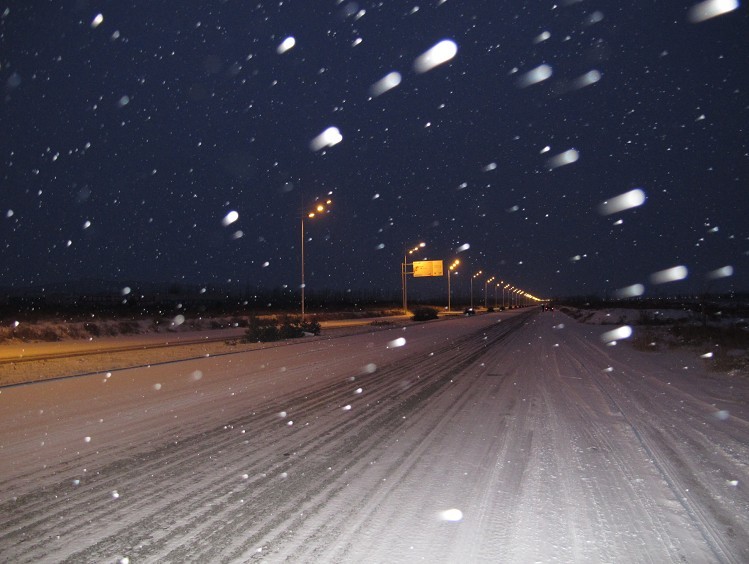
[[1, 309, 747, 563]]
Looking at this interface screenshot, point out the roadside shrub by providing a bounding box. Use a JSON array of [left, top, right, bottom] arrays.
[[279, 318, 303, 339], [412, 306, 439, 321], [84, 322, 102, 336], [244, 315, 321, 342], [40, 327, 61, 342], [301, 318, 321, 335], [118, 320, 140, 334]]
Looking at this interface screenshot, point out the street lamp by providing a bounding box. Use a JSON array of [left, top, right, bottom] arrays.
[[484, 276, 495, 309], [470, 270, 482, 309], [447, 259, 460, 312], [402, 242, 426, 314], [301, 197, 332, 321]]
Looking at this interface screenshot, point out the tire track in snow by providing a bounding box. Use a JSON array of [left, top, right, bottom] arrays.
[[565, 320, 748, 563], [0, 313, 531, 563]]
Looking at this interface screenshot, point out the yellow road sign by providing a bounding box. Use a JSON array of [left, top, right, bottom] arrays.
[[413, 260, 444, 277]]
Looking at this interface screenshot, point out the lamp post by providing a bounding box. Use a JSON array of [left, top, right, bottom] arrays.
[[484, 276, 495, 309], [301, 197, 332, 321], [447, 259, 460, 312], [402, 242, 426, 314], [495, 283, 500, 308], [470, 270, 482, 309]]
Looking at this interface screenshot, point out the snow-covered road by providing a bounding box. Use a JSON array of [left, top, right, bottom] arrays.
[[1, 310, 747, 563]]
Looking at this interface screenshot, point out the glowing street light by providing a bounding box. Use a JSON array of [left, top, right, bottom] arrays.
[[402, 242, 426, 314], [484, 276, 495, 309], [301, 197, 332, 321], [447, 259, 460, 312], [470, 270, 482, 310]]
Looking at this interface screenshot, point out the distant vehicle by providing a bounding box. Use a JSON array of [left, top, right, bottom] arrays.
[[463, 307, 476, 316], [542, 304, 554, 311], [486, 306, 495, 313]]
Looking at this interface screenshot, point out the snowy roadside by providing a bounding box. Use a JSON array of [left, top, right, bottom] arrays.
[[0, 314, 412, 388], [560, 306, 749, 378]]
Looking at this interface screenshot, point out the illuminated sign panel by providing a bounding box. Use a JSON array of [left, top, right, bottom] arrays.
[[413, 260, 444, 277]]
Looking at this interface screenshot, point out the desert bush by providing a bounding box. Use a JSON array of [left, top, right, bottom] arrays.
[[40, 327, 61, 341], [83, 322, 101, 337], [630, 328, 662, 352], [279, 317, 303, 339], [244, 314, 321, 342], [411, 306, 439, 321], [118, 320, 140, 334], [245, 315, 280, 342], [301, 318, 321, 335]]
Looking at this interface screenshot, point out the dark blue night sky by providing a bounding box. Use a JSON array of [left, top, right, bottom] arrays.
[[2, 1, 747, 300]]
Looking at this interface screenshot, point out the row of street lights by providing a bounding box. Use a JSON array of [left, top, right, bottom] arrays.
[[302, 219, 542, 319], [402, 242, 543, 313]]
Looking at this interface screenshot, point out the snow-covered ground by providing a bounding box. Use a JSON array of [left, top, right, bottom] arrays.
[[1, 309, 747, 562]]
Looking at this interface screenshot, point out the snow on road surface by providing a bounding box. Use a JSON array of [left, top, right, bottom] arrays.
[[1, 310, 747, 562]]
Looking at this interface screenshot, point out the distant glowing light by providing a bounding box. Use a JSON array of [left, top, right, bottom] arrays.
[[413, 39, 458, 73], [457, 243, 470, 252], [483, 162, 497, 171], [387, 337, 406, 348], [277, 36, 296, 54], [117, 95, 130, 107], [598, 188, 646, 215], [83, 220, 91, 229], [310, 126, 343, 151], [547, 148, 579, 169], [533, 31, 551, 44], [369, 72, 402, 97], [516, 64, 552, 87], [222, 210, 239, 226], [650, 265, 688, 284], [701, 352, 714, 358], [613, 283, 645, 299], [121, 286, 131, 295], [687, 0, 739, 23], [91, 13, 104, 28], [439, 508, 464, 522], [540, 146, 551, 154], [707, 265, 733, 279], [601, 325, 632, 343]]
